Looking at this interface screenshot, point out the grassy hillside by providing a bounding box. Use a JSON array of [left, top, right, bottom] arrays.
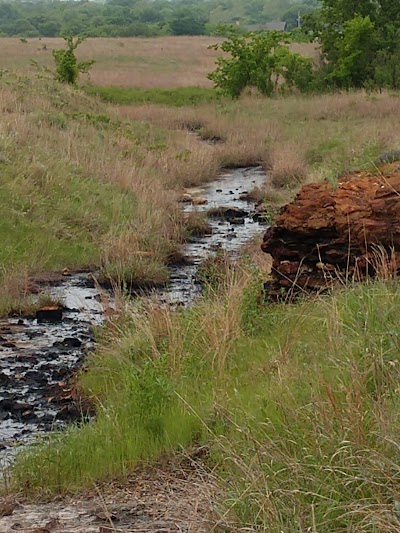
[[0, 71, 222, 312]]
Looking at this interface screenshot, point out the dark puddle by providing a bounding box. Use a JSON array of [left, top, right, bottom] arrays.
[[0, 166, 268, 463]]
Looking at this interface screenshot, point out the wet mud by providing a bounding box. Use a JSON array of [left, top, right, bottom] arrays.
[[0, 275, 102, 465]]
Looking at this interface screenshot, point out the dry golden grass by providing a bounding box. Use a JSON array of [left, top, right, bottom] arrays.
[[119, 102, 279, 169], [0, 36, 221, 88], [2, 36, 400, 296], [0, 37, 318, 89], [270, 142, 308, 188], [0, 270, 31, 316], [120, 90, 400, 195], [0, 73, 225, 293]]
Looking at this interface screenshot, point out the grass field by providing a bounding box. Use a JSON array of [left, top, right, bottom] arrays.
[[119, 90, 400, 185], [0, 37, 219, 88], [0, 36, 319, 88], [0, 70, 220, 312]]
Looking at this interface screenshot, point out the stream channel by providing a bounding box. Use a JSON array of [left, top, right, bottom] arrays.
[[0, 166, 267, 466]]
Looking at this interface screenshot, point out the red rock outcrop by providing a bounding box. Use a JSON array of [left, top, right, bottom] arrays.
[[262, 163, 400, 298]]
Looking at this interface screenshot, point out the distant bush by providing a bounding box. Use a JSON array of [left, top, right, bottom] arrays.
[[53, 36, 94, 85], [208, 30, 314, 98]]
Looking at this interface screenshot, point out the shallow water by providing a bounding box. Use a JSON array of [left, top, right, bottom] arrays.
[[0, 166, 267, 460], [0, 275, 103, 466], [160, 166, 267, 304]]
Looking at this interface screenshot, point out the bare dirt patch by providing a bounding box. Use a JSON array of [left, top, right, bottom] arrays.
[[0, 456, 222, 532]]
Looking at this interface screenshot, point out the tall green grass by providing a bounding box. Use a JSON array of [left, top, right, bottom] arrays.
[[0, 162, 136, 274], [0, 73, 193, 312], [84, 85, 219, 106], [10, 267, 400, 531]]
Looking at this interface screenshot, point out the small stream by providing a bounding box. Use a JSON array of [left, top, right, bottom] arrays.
[[161, 166, 267, 303], [0, 166, 267, 461]]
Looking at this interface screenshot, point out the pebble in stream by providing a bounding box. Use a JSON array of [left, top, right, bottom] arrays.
[[0, 166, 268, 462]]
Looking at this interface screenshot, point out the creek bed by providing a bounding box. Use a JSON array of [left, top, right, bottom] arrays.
[[0, 166, 268, 461]]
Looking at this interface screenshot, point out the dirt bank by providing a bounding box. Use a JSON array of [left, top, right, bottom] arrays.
[[0, 455, 223, 532]]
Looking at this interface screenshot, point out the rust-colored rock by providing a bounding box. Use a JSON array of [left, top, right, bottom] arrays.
[[262, 163, 400, 299]]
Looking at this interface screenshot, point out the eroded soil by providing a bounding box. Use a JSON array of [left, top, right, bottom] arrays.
[[0, 456, 225, 532], [263, 161, 400, 298]]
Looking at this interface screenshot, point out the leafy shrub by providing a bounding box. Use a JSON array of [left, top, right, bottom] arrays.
[[52, 36, 94, 85], [208, 30, 314, 98]]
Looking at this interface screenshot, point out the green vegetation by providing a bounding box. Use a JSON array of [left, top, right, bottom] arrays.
[[310, 0, 400, 89], [3, 3, 400, 527], [210, 0, 318, 29], [11, 269, 400, 530], [85, 85, 219, 106], [0, 79, 136, 276], [0, 155, 135, 273], [208, 30, 313, 97], [209, 0, 400, 97], [0, 0, 317, 38], [53, 36, 94, 85]]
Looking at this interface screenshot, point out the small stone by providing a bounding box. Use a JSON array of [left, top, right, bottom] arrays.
[[1, 342, 16, 349], [53, 337, 82, 348], [36, 306, 63, 323], [0, 501, 16, 517]]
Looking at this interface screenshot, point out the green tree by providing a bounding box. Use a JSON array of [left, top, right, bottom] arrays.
[[244, 0, 264, 22], [282, 4, 316, 30], [208, 30, 313, 98], [52, 36, 95, 85], [170, 10, 206, 35], [315, 0, 400, 88], [38, 20, 61, 37], [11, 18, 39, 37], [328, 16, 377, 88]]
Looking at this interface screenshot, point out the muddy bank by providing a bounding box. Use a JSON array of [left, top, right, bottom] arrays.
[[0, 456, 221, 533], [262, 162, 400, 299], [0, 166, 268, 459]]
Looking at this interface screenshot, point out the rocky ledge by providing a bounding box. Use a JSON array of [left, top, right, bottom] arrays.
[[262, 161, 400, 299]]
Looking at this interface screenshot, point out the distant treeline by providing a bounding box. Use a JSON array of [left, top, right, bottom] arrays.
[[0, 0, 318, 38]]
